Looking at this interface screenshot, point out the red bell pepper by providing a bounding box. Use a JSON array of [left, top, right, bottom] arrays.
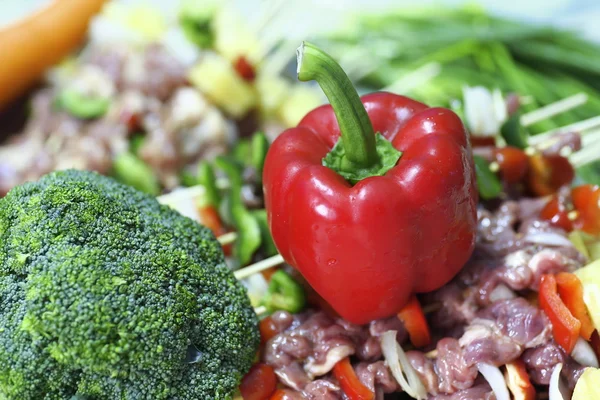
[[397, 296, 431, 348], [539, 274, 581, 353], [333, 358, 374, 400], [555, 272, 595, 340], [239, 363, 277, 400], [263, 42, 477, 324]]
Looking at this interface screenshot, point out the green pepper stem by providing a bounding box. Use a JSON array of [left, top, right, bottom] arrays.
[[297, 42, 378, 167]]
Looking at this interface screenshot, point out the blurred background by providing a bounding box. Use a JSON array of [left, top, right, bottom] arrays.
[[1, 0, 600, 196]]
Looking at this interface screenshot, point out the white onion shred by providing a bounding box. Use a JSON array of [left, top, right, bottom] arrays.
[[476, 363, 510, 400], [242, 273, 269, 308], [549, 363, 568, 400], [571, 338, 600, 368], [381, 331, 427, 400], [524, 232, 574, 247]]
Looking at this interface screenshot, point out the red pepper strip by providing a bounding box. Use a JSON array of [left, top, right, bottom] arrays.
[[504, 360, 536, 400], [397, 296, 431, 348], [526, 153, 574, 197], [239, 363, 277, 400], [539, 274, 581, 353], [494, 146, 529, 184], [333, 358, 374, 400], [263, 42, 477, 324], [555, 272, 595, 340], [197, 206, 224, 235], [197, 206, 232, 255], [571, 184, 600, 235]]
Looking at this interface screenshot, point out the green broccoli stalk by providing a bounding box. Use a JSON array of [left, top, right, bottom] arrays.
[[0, 170, 259, 399]]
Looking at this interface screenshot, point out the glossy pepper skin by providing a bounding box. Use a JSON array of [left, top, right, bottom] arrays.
[[263, 91, 478, 324]]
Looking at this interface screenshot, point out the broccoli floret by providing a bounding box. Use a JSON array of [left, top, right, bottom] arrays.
[[0, 170, 259, 399]]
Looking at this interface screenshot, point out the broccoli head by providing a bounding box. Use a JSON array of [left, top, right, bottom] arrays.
[[0, 170, 259, 399]]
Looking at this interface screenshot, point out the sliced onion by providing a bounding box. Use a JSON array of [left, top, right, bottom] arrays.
[[241, 273, 269, 308], [381, 331, 427, 400], [524, 232, 573, 247], [549, 363, 568, 400], [157, 186, 205, 222], [304, 346, 354, 378], [476, 363, 510, 400], [572, 338, 600, 368]]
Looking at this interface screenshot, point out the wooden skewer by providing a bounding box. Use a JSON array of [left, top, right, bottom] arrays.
[[234, 254, 285, 280], [569, 143, 600, 168], [253, 305, 268, 316], [529, 114, 600, 145], [217, 231, 238, 246], [521, 93, 588, 128]]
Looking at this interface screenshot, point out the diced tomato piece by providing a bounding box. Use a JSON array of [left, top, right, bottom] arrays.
[[259, 316, 279, 343], [571, 184, 600, 235], [527, 154, 574, 197], [240, 363, 277, 400], [120, 111, 141, 132], [504, 360, 536, 400], [333, 358, 374, 400], [494, 146, 529, 184], [397, 296, 431, 348], [539, 274, 581, 353], [540, 196, 573, 232], [555, 272, 595, 340], [269, 389, 298, 400], [234, 55, 256, 82]]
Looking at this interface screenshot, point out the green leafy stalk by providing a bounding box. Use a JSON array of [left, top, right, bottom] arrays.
[[297, 41, 401, 184]]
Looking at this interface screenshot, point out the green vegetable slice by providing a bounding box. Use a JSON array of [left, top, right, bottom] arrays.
[[56, 88, 110, 119], [252, 209, 278, 257], [500, 112, 529, 149], [214, 157, 261, 267], [473, 154, 503, 200], [197, 162, 221, 209], [112, 152, 160, 195], [262, 270, 306, 314], [251, 132, 270, 184]]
